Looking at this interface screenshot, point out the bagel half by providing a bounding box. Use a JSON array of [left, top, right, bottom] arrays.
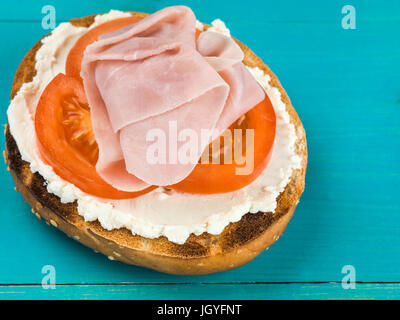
[[5, 12, 307, 275]]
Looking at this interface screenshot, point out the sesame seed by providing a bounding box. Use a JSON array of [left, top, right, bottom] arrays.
[[3, 150, 8, 164]]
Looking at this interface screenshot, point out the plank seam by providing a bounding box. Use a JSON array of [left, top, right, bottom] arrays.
[[0, 281, 399, 287]]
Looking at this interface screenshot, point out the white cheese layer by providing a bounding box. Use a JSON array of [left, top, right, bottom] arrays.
[[7, 11, 302, 244]]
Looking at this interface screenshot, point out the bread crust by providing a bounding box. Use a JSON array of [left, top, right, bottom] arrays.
[[5, 12, 307, 275]]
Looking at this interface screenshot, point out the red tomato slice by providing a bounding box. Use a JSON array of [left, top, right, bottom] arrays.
[[66, 16, 201, 82], [169, 96, 276, 194], [35, 73, 155, 199]]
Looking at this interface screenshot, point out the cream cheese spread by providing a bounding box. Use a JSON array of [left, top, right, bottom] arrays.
[[7, 10, 302, 244]]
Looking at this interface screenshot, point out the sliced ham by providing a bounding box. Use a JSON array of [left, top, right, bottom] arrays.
[[81, 5, 265, 191]]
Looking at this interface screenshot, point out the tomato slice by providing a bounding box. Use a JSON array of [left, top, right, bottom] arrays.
[[169, 96, 276, 194], [66, 16, 201, 82], [35, 73, 155, 199]]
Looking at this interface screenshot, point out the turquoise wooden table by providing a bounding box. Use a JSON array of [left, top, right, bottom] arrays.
[[0, 0, 399, 300]]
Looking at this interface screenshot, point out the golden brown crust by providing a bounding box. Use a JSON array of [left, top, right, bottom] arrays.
[[5, 12, 307, 275]]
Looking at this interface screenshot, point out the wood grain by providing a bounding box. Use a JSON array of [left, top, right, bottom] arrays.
[[0, 283, 399, 300]]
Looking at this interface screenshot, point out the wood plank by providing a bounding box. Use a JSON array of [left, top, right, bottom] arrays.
[[0, 0, 399, 23], [0, 283, 399, 300], [0, 0, 399, 290]]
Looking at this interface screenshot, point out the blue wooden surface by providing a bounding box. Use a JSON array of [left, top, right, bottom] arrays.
[[0, 0, 399, 299]]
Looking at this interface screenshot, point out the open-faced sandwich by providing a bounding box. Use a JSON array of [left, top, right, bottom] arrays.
[[5, 6, 307, 275]]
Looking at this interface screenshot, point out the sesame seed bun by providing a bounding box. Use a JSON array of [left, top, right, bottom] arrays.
[[5, 12, 307, 275]]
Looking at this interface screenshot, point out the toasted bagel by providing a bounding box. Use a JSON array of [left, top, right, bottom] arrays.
[[5, 12, 307, 275]]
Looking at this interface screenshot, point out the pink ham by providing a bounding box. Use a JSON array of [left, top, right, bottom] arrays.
[[81, 5, 265, 191]]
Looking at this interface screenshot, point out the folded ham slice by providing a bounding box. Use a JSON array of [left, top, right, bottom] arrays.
[[81, 6, 265, 191]]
